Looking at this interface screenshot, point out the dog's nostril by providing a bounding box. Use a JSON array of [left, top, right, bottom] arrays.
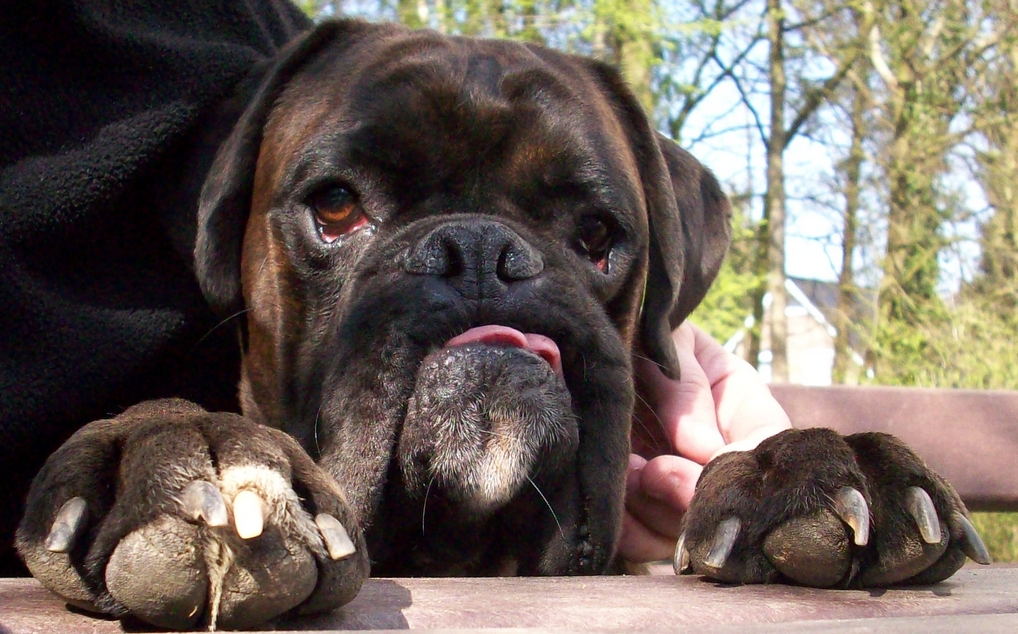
[[498, 245, 541, 280], [405, 233, 464, 277], [440, 237, 465, 278], [497, 240, 543, 282], [407, 222, 543, 284]]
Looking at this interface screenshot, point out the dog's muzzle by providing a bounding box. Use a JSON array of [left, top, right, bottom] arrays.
[[396, 219, 578, 516], [399, 330, 576, 515]]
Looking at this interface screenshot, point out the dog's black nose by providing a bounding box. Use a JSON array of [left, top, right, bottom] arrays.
[[405, 220, 543, 295]]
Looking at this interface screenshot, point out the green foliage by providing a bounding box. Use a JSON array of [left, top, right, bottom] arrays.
[[693, 258, 760, 344], [869, 295, 1018, 390], [867, 1, 1017, 391], [692, 201, 764, 343], [294, 0, 321, 16], [296, 1, 734, 133], [971, 512, 1018, 563]]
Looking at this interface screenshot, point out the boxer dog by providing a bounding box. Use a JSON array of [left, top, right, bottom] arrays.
[[16, 19, 988, 630]]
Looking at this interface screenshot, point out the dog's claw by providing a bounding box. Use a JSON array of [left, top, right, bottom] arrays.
[[182, 481, 228, 527], [833, 486, 870, 547], [704, 517, 740, 569], [44, 497, 88, 553], [905, 487, 941, 544], [233, 490, 265, 539], [315, 513, 356, 560], [673, 532, 690, 574], [954, 512, 991, 565]]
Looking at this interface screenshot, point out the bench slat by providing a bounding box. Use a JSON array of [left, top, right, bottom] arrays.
[[1, 567, 1017, 632], [772, 385, 1018, 511]]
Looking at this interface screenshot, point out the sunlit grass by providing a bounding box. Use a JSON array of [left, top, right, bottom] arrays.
[[970, 512, 1018, 562]]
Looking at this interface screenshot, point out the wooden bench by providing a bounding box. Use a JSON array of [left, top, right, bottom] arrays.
[[773, 385, 1018, 511], [2, 566, 1016, 632], [2, 386, 1017, 632]]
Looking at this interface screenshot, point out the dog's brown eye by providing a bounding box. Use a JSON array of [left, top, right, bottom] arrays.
[[576, 216, 613, 273], [310, 186, 366, 243]]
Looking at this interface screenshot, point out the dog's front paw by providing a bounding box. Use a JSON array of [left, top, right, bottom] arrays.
[[676, 428, 990, 587], [16, 399, 368, 630]]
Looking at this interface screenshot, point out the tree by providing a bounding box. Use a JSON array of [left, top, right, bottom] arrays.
[[693, 195, 765, 342], [832, 71, 868, 384], [969, 21, 1018, 310], [865, 0, 1015, 384], [737, 0, 866, 381], [801, 5, 879, 384]]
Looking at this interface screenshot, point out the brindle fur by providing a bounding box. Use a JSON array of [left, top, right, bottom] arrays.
[[17, 19, 977, 631]]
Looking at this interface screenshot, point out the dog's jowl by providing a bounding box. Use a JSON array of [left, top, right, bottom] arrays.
[[16, 19, 988, 630]]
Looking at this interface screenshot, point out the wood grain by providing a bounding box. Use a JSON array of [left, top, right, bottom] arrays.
[[2, 565, 1016, 632]]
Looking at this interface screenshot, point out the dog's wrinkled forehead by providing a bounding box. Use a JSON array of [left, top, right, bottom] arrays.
[[259, 32, 644, 215]]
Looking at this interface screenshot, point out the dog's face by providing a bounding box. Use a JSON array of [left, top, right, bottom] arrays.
[[196, 20, 730, 576]]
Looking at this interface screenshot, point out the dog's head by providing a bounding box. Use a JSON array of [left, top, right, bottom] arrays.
[[195, 20, 730, 576]]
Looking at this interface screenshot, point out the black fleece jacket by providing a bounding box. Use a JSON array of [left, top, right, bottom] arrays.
[[0, 0, 312, 574]]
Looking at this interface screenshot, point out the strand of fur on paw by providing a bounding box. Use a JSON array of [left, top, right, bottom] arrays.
[[203, 539, 233, 631]]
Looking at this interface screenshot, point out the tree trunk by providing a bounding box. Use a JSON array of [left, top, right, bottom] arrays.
[[972, 40, 1018, 308], [763, 0, 788, 383], [396, 0, 427, 28], [605, 0, 656, 114], [833, 77, 866, 384]]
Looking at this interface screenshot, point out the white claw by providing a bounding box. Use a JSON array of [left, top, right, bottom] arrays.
[[906, 487, 942, 545], [704, 517, 741, 569], [182, 481, 228, 527], [233, 490, 265, 539], [833, 487, 870, 547], [45, 497, 88, 553], [315, 513, 356, 560]]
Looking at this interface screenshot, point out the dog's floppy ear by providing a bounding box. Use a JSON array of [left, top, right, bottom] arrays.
[[649, 133, 732, 370], [195, 21, 356, 316], [588, 64, 731, 379], [640, 136, 731, 380]]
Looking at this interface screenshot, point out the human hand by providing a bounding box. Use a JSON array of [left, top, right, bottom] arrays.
[[619, 322, 792, 563]]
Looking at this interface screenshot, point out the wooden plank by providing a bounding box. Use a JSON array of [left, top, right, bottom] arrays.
[[1, 566, 1016, 632], [287, 615, 1018, 634], [772, 385, 1018, 511]]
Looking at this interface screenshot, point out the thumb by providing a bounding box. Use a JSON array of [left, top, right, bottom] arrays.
[[635, 323, 725, 465]]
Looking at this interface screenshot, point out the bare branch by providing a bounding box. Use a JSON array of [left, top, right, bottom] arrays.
[[672, 31, 766, 136], [784, 44, 862, 148], [730, 70, 769, 149], [783, 7, 839, 33], [867, 21, 897, 92]]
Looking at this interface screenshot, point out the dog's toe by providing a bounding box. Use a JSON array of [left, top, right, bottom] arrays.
[[214, 526, 319, 629], [762, 510, 853, 587], [106, 516, 207, 630]]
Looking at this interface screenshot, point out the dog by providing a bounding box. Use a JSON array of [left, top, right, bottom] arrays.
[[15, 19, 988, 630]]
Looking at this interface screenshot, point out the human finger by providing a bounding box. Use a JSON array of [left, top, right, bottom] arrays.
[[686, 323, 792, 447], [634, 324, 725, 464], [619, 511, 676, 563], [625, 453, 701, 539]]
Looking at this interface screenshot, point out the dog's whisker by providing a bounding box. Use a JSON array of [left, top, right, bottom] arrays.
[[313, 401, 325, 459], [632, 390, 669, 453], [421, 475, 436, 537], [632, 389, 664, 430], [192, 307, 252, 349], [631, 351, 672, 450], [475, 427, 513, 441], [526, 475, 565, 543], [632, 353, 668, 373]]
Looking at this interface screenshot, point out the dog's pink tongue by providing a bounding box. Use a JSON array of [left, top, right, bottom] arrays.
[[445, 325, 563, 378]]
